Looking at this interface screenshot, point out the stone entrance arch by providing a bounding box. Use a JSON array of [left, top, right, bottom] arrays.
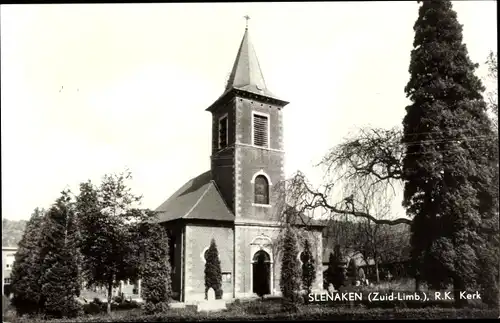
[[250, 235, 274, 296], [252, 250, 271, 296]]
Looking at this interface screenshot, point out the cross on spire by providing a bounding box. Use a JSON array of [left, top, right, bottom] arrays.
[[244, 15, 250, 30]]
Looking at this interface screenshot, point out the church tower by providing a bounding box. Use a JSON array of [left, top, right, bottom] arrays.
[[206, 20, 289, 223], [156, 17, 323, 301]]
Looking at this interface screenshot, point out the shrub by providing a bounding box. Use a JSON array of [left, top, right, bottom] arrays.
[[244, 299, 283, 316], [119, 300, 141, 310], [6, 303, 498, 322], [144, 302, 169, 314], [83, 302, 101, 315], [92, 297, 103, 306], [280, 226, 301, 312], [204, 239, 223, 300], [301, 239, 315, 296], [82, 299, 141, 315], [113, 295, 124, 304], [141, 222, 172, 313]]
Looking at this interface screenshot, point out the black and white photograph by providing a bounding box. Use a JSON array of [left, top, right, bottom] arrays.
[[1, 1, 499, 321]]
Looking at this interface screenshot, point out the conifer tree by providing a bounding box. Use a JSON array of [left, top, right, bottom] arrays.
[[280, 226, 301, 312], [140, 222, 172, 314], [10, 208, 46, 316], [301, 239, 315, 296], [402, 0, 498, 307], [330, 245, 346, 290], [39, 190, 82, 318], [204, 239, 223, 299]]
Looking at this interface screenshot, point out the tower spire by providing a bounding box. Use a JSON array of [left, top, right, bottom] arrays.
[[224, 17, 275, 98]]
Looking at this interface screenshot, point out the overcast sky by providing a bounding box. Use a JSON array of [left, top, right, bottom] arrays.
[[1, 2, 497, 221]]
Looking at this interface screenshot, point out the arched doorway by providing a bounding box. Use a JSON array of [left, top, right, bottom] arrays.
[[252, 250, 271, 296]]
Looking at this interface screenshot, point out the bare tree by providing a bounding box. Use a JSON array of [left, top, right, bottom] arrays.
[[276, 127, 411, 227], [339, 177, 410, 283]]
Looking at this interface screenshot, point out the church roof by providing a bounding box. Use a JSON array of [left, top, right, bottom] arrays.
[[154, 171, 234, 223]]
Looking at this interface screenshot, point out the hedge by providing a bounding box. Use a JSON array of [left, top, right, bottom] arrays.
[[5, 306, 498, 322]]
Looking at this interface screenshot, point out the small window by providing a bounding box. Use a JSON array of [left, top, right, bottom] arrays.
[[222, 272, 232, 283], [254, 175, 269, 205], [253, 114, 269, 147], [4, 278, 12, 284], [219, 115, 228, 149]]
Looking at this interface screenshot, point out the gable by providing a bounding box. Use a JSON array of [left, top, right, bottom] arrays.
[[155, 171, 234, 223]]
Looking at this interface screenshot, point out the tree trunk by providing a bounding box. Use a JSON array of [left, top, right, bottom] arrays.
[[107, 282, 113, 315], [375, 262, 380, 284]]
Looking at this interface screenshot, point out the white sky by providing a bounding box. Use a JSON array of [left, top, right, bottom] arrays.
[[1, 2, 497, 221]]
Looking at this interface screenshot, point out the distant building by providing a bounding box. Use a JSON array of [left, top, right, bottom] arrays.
[[2, 246, 17, 296]]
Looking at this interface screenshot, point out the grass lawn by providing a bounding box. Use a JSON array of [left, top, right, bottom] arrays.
[[4, 296, 498, 322]]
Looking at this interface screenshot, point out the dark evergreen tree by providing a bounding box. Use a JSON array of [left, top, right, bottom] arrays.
[[301, 239, 315, 296], [330, 245, 346, 290], [10, 208, 46, 316], [280, 226, 301, 312], [140, 221, 172, 314], [39, 190, 82, 318], [402, 0, 498, 308], [204, 239, 223, 300]]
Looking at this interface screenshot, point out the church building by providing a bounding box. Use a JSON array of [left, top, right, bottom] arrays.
[[155, 21, 325, 303]]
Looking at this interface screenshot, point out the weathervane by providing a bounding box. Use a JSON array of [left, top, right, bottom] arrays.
[[244, 15, 250, 30]]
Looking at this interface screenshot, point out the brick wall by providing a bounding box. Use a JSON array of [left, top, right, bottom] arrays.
[[234, 97, 285, 222], [184, 223, 234, 302], [211, 150, 235, 212], [211, 99, 236, 155], [211, 99, 236, 213]]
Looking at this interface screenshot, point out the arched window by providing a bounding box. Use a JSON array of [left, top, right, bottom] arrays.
[[201, 247, 210, 264], [254, 175, 269, 205]]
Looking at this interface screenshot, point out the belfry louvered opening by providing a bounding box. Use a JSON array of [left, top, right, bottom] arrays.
[[253, 114, 269, 147], [218, 115, 228, 149]]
